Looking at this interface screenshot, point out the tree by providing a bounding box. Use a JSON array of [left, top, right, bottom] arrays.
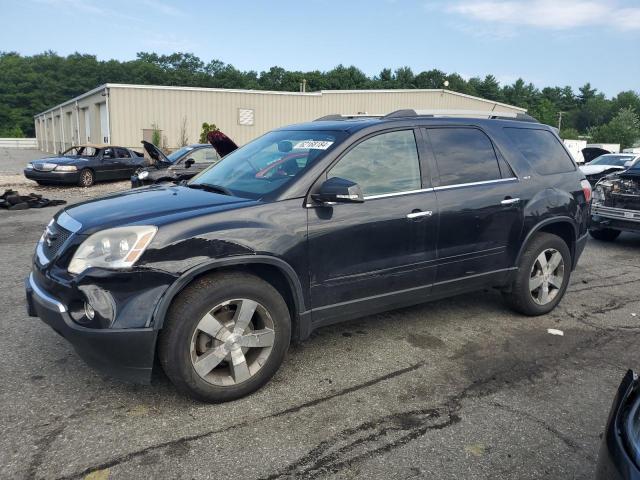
[[199, 122, 218, 143], [178, 116, 189, 147], [589, 108, 640, 150]]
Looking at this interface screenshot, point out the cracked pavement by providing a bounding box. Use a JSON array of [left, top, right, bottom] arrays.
[[1, 150, 639, 479]]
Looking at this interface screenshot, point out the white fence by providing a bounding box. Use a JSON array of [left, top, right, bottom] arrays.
[[0, 138, 38, 149]]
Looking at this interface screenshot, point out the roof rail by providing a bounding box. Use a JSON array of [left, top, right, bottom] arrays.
[[313, 113, 384, 121], [382, 109, 539, 123]]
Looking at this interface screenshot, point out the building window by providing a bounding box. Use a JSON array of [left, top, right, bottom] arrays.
[[238, 108, 254, 126]]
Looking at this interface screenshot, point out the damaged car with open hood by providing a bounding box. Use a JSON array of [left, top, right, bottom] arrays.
[[131, 131, 238, 188], [591, 159, 640, 241]]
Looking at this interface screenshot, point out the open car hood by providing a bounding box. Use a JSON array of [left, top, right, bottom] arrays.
[[583, 147, 612, 164], [141, 141, 171, 165]]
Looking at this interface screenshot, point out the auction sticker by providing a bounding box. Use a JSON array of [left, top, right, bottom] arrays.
[[294, 140, 334, 150]]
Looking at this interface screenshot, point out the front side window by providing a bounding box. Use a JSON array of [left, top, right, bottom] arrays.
[[186, 147, 219, 164], [115, 148, 130, 158], [427, 128, 501, 186], [191, 130, 345, 199], [329, 130, 421, 196], [504, 127, 575, 175]]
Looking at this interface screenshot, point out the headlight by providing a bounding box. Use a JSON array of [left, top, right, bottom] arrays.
[[137, 170, 149, 180], [68, 226, 157, 274], [593, 185, 605, 205], [26, 163, 34, 170], [54, 165, 77, 172]]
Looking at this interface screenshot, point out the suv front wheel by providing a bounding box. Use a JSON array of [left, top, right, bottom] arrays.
[[504, 232, 571, 316], [158, 272, 291, 402]]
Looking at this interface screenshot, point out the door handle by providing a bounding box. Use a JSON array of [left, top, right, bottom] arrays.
[[501, 198, 520, 205], [406, 210, 433, 219]]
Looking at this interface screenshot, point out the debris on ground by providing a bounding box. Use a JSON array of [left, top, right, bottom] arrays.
[[547, 328, 564, 336], [0, 189, 66, 210]]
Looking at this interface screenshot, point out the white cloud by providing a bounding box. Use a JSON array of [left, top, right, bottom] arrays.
[[447, 0, 640, 31]]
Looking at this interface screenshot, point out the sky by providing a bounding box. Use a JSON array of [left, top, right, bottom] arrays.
[[1, 0, 639, 97]]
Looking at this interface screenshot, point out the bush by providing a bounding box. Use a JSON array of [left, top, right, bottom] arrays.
[[199, 122, 218, 143]]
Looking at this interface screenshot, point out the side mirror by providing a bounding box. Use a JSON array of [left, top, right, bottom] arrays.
[[184, 158, 195, 168], [312, 177, 364, 205]]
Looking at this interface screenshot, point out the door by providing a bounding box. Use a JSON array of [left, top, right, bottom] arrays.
[[99, 103, 109, 144], [307, 129, 438, 324], [83, 108, 91, 142], [423, 127, 523, 292], [97, 147, 121, 180]]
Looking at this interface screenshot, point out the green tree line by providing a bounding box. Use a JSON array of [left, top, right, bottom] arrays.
[[1, 51, 639, 148]]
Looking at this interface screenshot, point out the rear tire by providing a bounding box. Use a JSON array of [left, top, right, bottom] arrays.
[[158, 272, 291, 403], [589, 228, 620, 242], [78, 168, 94, 187], [503, 232, 571, 316]]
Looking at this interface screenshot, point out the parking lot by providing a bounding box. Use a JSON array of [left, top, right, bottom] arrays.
[[1, 149, 639, 480]]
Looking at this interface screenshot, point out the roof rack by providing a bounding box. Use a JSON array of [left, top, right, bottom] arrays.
[[382, 109, 539, 123], [313, 113, 384, 121]]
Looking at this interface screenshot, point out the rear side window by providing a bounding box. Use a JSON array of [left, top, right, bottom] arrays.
[[504, 128, 575, 175], [426, 128, 501, 186]]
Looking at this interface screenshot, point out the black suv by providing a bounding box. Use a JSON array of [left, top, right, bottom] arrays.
[[25, 110, 591, 402]]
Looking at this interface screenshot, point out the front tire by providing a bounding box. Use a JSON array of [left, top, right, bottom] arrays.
[[78, 168, 95, 187], [589, 228, 620, 242], [158, 272, 291, 403], [504, 232, 571, 316]]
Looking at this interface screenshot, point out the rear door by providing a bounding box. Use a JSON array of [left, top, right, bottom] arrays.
[[307, 128, 438, 324], [423, 127, 523, 293]]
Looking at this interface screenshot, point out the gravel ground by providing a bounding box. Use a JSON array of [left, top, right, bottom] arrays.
[[1, 149, 639, 479]]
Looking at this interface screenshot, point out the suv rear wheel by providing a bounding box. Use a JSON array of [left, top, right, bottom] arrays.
[[504, 232, 571, 316], [589, 228, 620, 242], [158, 272, 291, 403]]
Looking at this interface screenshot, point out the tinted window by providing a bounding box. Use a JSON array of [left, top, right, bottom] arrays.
[[115, 148, 130, 158], [504, 128, 575, 175], [329, 130, 421, 196], [427, 128, 500, 186]]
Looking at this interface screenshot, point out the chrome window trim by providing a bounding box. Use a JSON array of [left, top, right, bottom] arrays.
[[364, 187, 435, 200], [28, 273, 67, 313], [433, 177, 518, 191], [57, 211, 82, 233]]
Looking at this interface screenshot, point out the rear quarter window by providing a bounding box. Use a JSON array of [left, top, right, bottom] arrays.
[[504, 128, 575, 175]]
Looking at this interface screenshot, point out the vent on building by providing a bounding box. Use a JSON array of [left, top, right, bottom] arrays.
[[238, 108, 254, 126]]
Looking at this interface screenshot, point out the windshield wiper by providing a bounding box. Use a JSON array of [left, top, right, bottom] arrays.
[[186, 182, 234, 196]]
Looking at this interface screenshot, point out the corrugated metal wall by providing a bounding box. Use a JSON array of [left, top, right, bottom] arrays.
[[36, 85, 526, 152]]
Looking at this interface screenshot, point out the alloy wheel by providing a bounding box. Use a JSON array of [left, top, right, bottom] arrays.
[[529, 248, 565, 305], [190, 298, 275, 386]]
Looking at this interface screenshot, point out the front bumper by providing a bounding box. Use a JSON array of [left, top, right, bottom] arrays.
[[25, 273, 158, 383], [24, 169, 80, 184], [592, 205, 640, 233]]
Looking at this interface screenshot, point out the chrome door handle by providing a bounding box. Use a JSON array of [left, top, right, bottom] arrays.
[[406, 210, 433, 219], [501, 198, 520, 205]]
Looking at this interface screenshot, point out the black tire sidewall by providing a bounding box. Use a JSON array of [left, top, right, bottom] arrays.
[[511, 233, 572, 316], [160, 274, 291, 403]]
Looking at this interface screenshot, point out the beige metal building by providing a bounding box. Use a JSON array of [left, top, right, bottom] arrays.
[[34, 83, 526, 153]]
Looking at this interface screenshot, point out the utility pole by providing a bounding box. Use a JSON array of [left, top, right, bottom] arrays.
[[558, 111, 564, 131]]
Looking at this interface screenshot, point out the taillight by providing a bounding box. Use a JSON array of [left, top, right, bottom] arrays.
[[581, 179, 592, 203]]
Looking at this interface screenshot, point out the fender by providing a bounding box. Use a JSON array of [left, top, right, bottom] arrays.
[[149, 255, 307, 330], [514, 216, 578, 268]]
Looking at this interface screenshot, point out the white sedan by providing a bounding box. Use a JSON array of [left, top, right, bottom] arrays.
[[580, 153, 640, 185]]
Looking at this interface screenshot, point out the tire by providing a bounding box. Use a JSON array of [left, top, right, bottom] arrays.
[[158, 272, 291, 403], [589, 228, 620, 242], [503, 232, 572, 316], [78, 168, 95, 187]]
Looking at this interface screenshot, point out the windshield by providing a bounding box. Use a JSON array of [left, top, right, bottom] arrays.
[[190, 130, 345, 199], [167, 146, 195, 163], [62, 146, 98, 157], [589, 155, 634, 167]]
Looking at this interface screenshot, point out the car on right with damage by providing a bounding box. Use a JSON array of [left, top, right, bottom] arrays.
[[590, 160, 640, 241], [581, 153, 640, 186]]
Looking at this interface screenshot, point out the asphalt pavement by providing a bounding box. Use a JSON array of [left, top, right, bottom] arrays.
[[1, 149, 639, 479]]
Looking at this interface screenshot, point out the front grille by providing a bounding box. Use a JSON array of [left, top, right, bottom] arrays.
[[41, 222, 71, 260]]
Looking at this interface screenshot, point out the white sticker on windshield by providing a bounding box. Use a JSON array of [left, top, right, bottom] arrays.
[[293, 140, 334, 150]]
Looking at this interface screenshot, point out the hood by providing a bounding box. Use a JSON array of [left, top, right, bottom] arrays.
[[582, 147, 611, 163], [207, 130, 239, 157], [61, 184, 254, 232], [580, 164, 624, 175], [141, 141, 171, 165], [31, 157, 89, 171]]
